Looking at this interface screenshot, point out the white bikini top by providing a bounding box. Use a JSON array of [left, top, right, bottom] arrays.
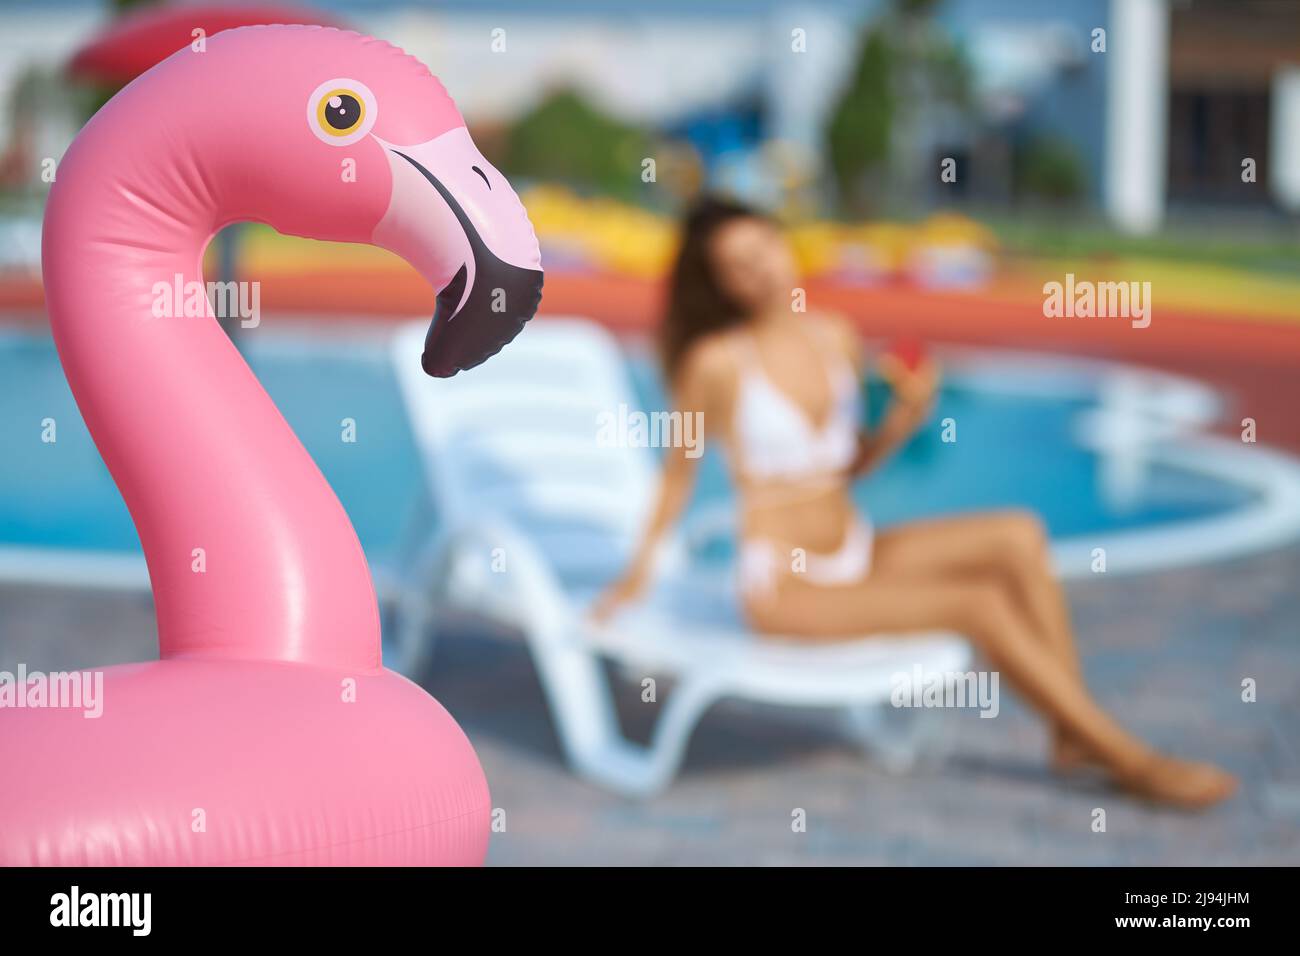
[[730, 324, 860, 485]]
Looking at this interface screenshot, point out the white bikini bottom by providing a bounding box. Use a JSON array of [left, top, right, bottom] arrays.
[[737, 516, 874, 601]]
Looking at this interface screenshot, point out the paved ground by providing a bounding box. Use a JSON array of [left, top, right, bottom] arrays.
[[3, 543, 1297, 866]]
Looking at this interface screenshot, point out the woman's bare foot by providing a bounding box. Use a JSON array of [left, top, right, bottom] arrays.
[[1053, 730, 1236, 808], [1112, 753, 1239, 810]]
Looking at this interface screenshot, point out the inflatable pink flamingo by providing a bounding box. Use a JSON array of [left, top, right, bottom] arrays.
[[0, 25, 541, 865]]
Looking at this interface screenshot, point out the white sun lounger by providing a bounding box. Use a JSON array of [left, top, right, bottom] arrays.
[[390, 316, 971, 796]]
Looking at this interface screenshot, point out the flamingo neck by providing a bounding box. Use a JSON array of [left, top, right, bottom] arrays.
[[42, 145, 381, 672]]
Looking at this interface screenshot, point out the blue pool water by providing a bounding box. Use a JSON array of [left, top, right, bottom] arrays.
[[0, 331, 423, 566], [0, 328, 1254, 572]]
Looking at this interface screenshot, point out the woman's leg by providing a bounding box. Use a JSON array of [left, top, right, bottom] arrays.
[[871, 510, 1098, 766], [873, 510, 1079, 674], [745, 572, 1237, 808]]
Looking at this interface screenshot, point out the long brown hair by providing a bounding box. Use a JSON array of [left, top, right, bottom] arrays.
[[660, 196, 769, 383]]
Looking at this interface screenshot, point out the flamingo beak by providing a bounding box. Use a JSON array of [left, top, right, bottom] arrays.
[[372, 128, 543, 378]]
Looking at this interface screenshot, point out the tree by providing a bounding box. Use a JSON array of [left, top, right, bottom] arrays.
[[826, 30, 894, 215], [825, 0, 971, 216], [501, 88, 652, 201]]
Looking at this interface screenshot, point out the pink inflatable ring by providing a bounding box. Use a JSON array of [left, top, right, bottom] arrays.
[[1, 25, 543, 865]]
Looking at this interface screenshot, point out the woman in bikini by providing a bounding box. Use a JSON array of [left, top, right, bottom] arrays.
[[592, 196, 1237, 809]]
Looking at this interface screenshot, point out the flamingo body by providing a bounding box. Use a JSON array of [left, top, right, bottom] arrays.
[[2, 662, 489, 865], [3, 25, 542, 866]]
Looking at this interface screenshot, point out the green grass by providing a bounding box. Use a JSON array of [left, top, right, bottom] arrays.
[[984, 211, 1300, 277]]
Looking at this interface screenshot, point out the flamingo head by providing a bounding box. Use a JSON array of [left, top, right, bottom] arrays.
[[179, 26, 543, 377]]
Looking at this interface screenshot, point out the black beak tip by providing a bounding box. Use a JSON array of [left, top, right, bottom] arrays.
[[419, 269, 544, 379], [420, 349, 456, 378]]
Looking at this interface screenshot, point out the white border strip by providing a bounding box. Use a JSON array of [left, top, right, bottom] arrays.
[[1052, 436, 1300, 578], [0, 546, 404, 606], [0, 547, 147, 591]]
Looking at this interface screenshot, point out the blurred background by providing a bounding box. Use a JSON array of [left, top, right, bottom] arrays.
[[2, 0, 1299, 865]]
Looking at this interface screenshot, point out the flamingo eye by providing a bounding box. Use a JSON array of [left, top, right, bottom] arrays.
[[307, 78, 377, 146], [321, 92, 363, 133]]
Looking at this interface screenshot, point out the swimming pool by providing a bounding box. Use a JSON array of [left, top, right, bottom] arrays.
[[2, 325, 1298, 592], [0, 329, 424, 587]]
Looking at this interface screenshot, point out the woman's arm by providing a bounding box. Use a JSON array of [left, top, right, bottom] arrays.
[[590, 341, 728, 623], [849, 357, 939, 478], [817, 312, 934, 479]]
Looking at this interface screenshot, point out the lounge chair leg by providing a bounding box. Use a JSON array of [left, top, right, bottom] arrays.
[[548, 652, 720, 798], [637, 676, 721, 795], [386, 589, 437, 678], [530, 637, 658, 797], [840, 703, 942, 774]]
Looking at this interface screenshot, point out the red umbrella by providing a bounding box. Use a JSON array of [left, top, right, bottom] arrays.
[[68, 2, 349, 83]]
